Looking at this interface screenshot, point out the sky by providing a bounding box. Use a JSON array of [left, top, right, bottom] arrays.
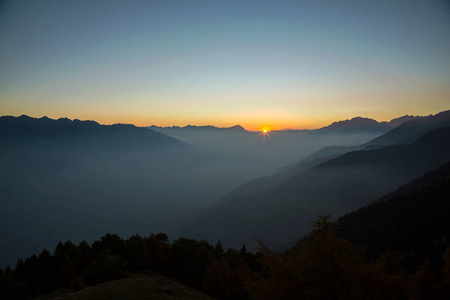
[[0, 0, 449, 130]]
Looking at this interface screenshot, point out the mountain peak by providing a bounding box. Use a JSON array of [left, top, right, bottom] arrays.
[[386, 115, 422, 127], [228, 124, 246, 131], [323, 117, 380, 130]]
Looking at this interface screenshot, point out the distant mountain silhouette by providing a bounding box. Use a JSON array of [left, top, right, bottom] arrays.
[[180, 126, 450, 251], [317, 115, 420, 133], [148, 124, 247, 132], [321, 117, 382, 131], [364, 110, 450, 147], [386, 114, 422, 127], [228, 124, 246, 131], [0, 115, 186, 149]]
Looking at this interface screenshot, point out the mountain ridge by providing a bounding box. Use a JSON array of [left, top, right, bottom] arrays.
[[148, 124, 247, 132], [0, 115, 187, 149], [364, 110, 450, 147], [318, 115, 421, 131]]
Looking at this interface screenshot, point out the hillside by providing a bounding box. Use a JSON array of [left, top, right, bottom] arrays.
[[34, 273, 215, 300], [336, 162, 450, 268]]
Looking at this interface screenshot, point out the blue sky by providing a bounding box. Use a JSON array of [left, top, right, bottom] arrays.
[[1, 0, 449, 130]]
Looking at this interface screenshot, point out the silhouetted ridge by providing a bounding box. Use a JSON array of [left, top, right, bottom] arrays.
[[228, 124, 246, 131], [386, 114, 421, 127], [365, 110, 450, 147], [317, 115, 420, 133], [323, 117, 380, 130], [0, 115, 186, 149], [148, 124, 247, 132]]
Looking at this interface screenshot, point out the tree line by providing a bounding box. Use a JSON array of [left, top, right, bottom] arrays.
[[0, 232, 260, 299], [2, 215, 450, 299]]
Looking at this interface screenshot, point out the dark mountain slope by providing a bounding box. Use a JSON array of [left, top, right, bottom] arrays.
[[336, 162, 450, 270], [180, 127, 450, 251], [365, 110, 450, 147]]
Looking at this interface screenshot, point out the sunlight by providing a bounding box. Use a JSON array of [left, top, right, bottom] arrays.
[[258, 126, 272, 140], [259, 125, 271, 133]]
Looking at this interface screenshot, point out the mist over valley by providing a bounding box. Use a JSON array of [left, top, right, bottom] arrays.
[[0, 112, 434, 268]]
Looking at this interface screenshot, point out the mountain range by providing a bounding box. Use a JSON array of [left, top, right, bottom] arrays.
[[0, 115, 185, 150], [148, 124, 247, 132], [318, 115, 421, 132]]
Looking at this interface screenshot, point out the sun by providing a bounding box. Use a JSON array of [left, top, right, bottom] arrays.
[[263, 129, 267, 133]]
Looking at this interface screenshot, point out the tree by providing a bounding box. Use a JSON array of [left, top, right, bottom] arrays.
[[203, 259, 232, 298], [244, 215, 367, 299], [187, 246, 214, 288], [409, 259, 436, 299]]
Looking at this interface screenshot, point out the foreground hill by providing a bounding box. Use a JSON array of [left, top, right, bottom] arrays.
[[180, 126, 450, 250], [34, 273, 215, 300]]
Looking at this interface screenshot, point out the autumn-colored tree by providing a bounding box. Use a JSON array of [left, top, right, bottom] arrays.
[[367, 251, 409, 299], [244, 215, 367, 300], [147, 233, 171, 269], [409, 259, 437, 299], [187, 246, 214, 288], [203, 258, 232, 298], [82, 251, 127, 285], [442, 248, 450, 286], [58, 253, 77, 285]]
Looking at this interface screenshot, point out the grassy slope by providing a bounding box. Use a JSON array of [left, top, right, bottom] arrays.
[[34, 273, 215, 300]]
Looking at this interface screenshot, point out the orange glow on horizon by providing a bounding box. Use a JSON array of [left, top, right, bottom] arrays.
[[8, 111, 339, 131], [259, 125, 272, 132]]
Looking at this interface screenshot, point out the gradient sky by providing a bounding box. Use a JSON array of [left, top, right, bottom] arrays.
[[1, 0, 449, 130]]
